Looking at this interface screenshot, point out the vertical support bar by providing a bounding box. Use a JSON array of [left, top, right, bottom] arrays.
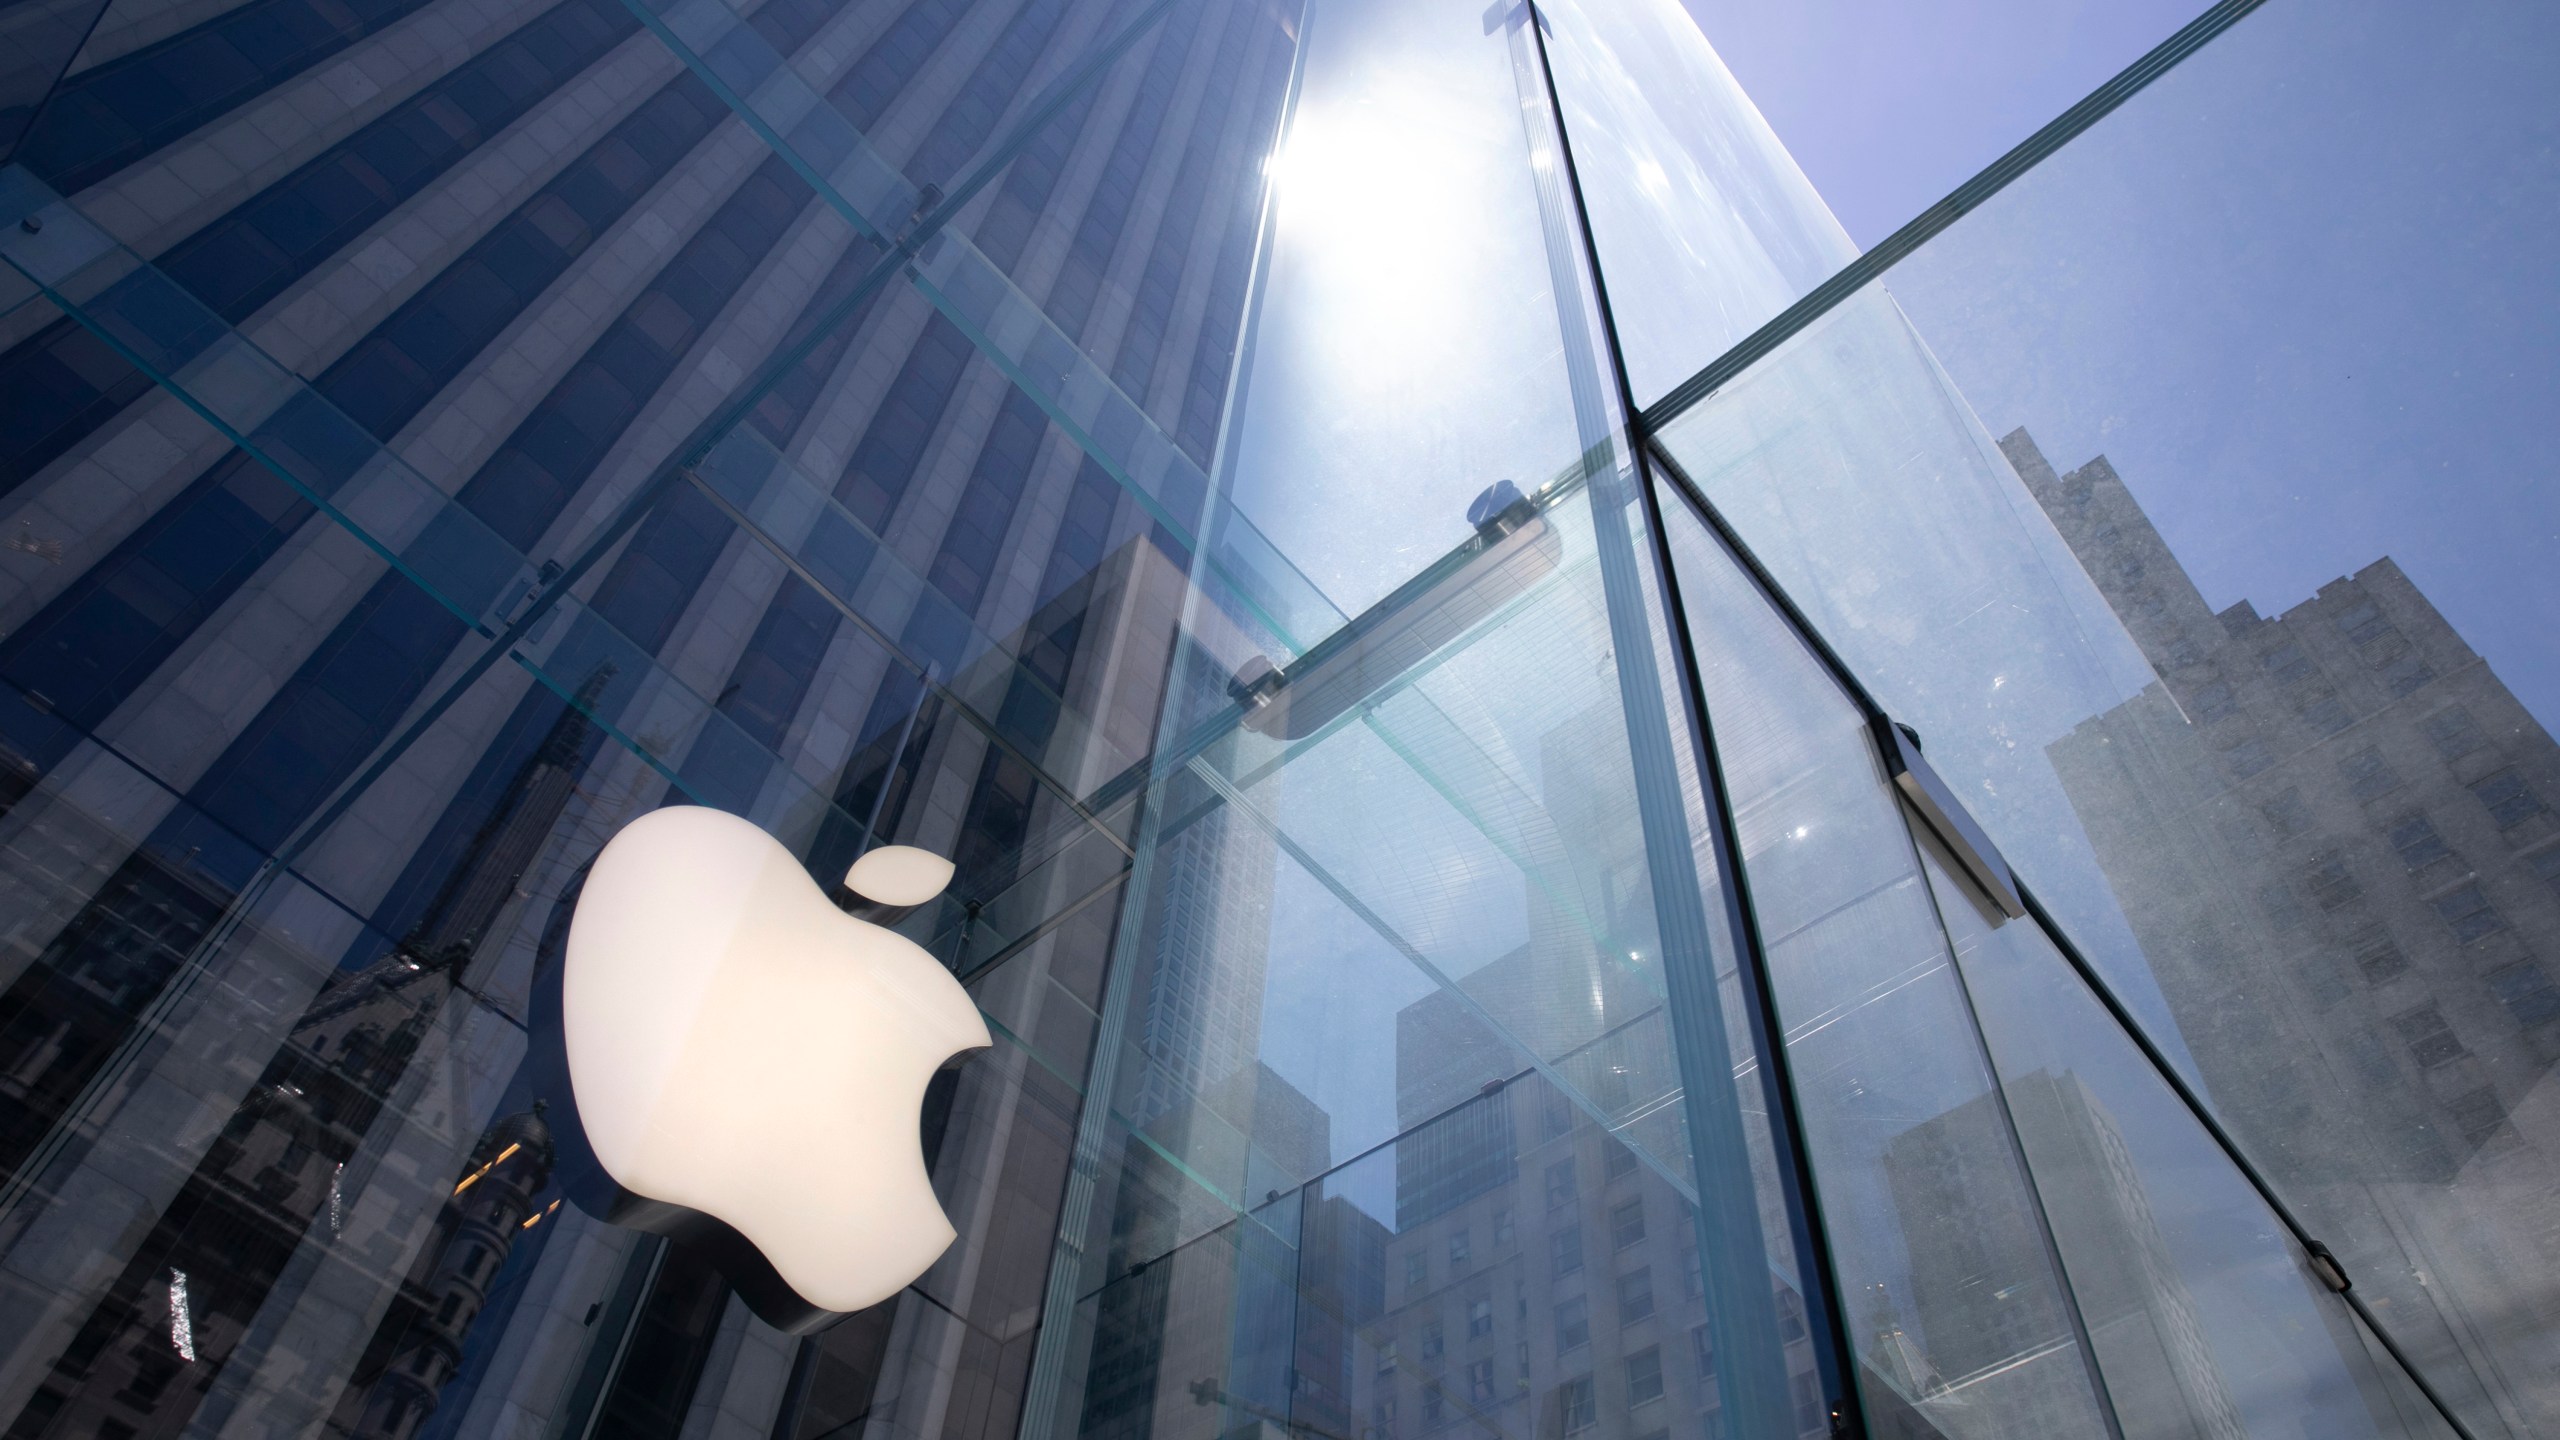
[[1499, 6, 1850, 1435]]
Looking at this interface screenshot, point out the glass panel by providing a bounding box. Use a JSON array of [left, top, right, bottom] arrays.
[[1538, 0, 1855, 409], [1657, 489, 2115, 1436], [1213, 0, 1585, 620], [1651, 3, 2560, 1434], [1916, 832, 2458, 1439], [1049, 1070, 1836, 1440]]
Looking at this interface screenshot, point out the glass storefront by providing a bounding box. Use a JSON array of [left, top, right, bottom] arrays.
[[0, 0, 2547, 1436]]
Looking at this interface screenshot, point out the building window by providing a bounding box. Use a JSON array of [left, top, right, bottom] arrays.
[[1559, 1376, 1597, 1434], [2488, 960, 2560, 1026], [1544, 1090, 1574, 1139], [1377, 1340, 1398, 1378], [1469, 1298, 1494, 1340], [1449, 1229, 1470, 1268], [2433, 883, 2507, 942], [1555, 1297, 1591, 1355], [2191, 680, 2238, 721], [2340, 747, 2401, 800], [2391, 1006, 2467, 1068], [2261, 789, 2312, 838], [1610, 1197, 1645, 1250], [2304, 851, 2361, 910], [1551, 1226, 1583, 1276], [1776, 1291, 1808, 1343], [2468, 768, 2548, 829], [2298, 695, 2353, 736], [1604, 1143, 1638, 1181], [1546, 1159, 1577, 1211], [2448, 1088, 2509, 1147], [1627, 1344, 1665, 1406], [2334, 597, 2393, 646], [1468, 1357, 1497, 1404], [2381, 652, 2437, 697], [1693, 1324, 1715, 1380], [1492, 1208, 1513, 1247], [2388, 815, 2453, 870], [1421, 1383, 1444, 1425], [2522, 845, 2560, 895], [1618, 1267, 1656, 1325], [2352, 930, 2409, 983], [1422, 1320, 1445, 1363], [1795, 1372, 1827, 1433], [2259, 881, 2308, 930], [2226, 737, 2277, 780], [2422, 706, 2488, 759], [1406, 1251, 1428, 1292], [2262, 642, 2315, 684]]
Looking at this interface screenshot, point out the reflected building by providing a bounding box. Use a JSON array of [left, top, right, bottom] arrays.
[[2021, 428, 2560, 1420], [1883, 1071, 2244, 1440]]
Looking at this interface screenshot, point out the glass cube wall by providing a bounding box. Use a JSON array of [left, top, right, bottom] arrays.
[[0, 0, 2547, 1437]]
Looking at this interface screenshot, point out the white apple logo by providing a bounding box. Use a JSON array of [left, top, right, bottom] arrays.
[[559, 806, 990, 1322]]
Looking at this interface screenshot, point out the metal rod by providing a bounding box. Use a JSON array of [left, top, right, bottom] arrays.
[[1520, 5, 1865, 1432]]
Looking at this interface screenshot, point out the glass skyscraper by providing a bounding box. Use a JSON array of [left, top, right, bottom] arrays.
[[0, 0, 2550, 1437]]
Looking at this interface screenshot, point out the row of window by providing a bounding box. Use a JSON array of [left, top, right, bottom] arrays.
[[20, 0, 439, 192], [1396, 1342, 1687, 1435], [0, 0, 641, 507], [0, 75, 732, 786], [0, 127, 822, 1219]]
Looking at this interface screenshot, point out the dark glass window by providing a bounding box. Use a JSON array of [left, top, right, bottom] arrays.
[[1468, 1298, 1494, 1340], [2190, 679, 2237, 721], [2304, 851, 2361, 910], [1604, 1143, 1639, 1181], [1546, 1158, 1576, 1211], [2261, 789, 2311, 838], [2448, 1089, 2509, 1147], [1448, 1229, 1470, 1267], [2433, 883, 2506, 942], [1693, 1324, 1715, 1380], [1610, 1197, 1645, 1250], [1551, 1226, 1583, 1277], [1618, 1266, 1655, 1324], [2262, 642, 2315, 684], [2531, 846, 2560, 894], [2389, 815, 2453, 870], [1560, 1376, 1597, 1433], [1555, 1297, 1590, 1355], [1627, 1345, 1665, 1406], [2468, 768, 2548, 829], [2352, 930, 2409, 984], [2226, 737, 2276, 780], [1421, 1321, 1443, 1362], [2334, 596, 2393, 646], [2298, 696, 2353, 736], [2487, 961, 2560, 1027], [1467, 1357, 1496, 1404], [2381, 651, 2437, 696], [2391, 1006, 2466, 1068], [2423, 706, 2489, 760], [2340, 747, 2401, 800]]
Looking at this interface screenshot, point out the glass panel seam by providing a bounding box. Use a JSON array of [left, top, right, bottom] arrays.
[[1647, 431, 2492, 1440]]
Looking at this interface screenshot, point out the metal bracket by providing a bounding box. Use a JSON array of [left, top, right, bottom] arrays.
[[1873, 716, 2026, 919]]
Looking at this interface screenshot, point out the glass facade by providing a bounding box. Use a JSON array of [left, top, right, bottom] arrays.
[[0, 0, 2545, 1436]]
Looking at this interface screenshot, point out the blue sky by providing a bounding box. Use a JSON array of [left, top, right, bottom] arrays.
[[1686, 0, 2560, 734], [1680, 0, 2200, 248]]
